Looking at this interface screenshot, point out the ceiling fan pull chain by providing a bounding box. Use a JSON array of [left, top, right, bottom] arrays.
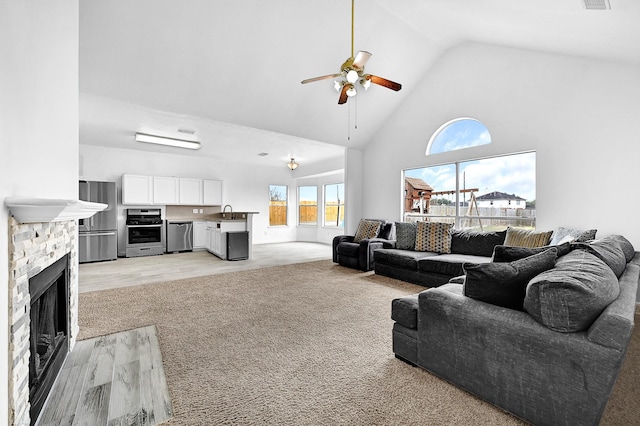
[[355, 96, 358, 130], [347, 104, 351, 141]]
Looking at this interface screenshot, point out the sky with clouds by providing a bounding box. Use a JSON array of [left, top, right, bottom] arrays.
[[407, 119, 536, 202]]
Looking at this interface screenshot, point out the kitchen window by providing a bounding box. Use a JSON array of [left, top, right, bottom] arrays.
[[323, 183, 344, 228], [298, 185, 318, 225], [269, 185, 288, 226]]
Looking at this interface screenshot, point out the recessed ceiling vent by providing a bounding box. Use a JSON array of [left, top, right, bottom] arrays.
[[583, 0, 610, 10]]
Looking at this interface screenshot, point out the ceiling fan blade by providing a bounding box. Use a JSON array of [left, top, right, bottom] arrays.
[[301, 74, 341, 84], [367, 75, 402, 91], [352, 51, 372, 69], [338, 85, 349, 104]]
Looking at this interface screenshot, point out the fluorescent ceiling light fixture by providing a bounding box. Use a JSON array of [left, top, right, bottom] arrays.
[[135, 132, 201, 150]]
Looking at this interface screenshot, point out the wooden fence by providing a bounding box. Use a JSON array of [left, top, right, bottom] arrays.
[[269, 201, 287, 226], [405, 206, 536, 230], [299, 201, 317, 225], [324, 202, 344, 227], [269, 201, 344, 226]]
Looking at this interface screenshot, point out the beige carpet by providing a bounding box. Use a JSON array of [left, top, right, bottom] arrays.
[[78, 260, 640, 425]]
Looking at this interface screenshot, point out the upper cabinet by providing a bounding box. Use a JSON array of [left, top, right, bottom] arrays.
[[153, 176, 179, 205], [122, 174, 153, 205], [203, 179, 223, 206], [122, 174, 222, 206], [179, 178, 203, 205]]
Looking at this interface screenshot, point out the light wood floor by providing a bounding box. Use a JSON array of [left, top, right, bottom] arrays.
[[37, 325, 172, 426], [79, 242, 332, 293]]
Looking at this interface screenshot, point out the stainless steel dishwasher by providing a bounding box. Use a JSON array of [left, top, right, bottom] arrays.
[[166, 221, 193, 253]]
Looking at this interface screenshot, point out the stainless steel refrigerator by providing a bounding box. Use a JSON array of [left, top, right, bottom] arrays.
[[78, 180, 118, 263]]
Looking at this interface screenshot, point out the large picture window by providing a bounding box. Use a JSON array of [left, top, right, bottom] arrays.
[[324, 183, 344, 228], [404, 152, 536, 231], [269, 185, 288, 226], [298, 186, 318, 225]]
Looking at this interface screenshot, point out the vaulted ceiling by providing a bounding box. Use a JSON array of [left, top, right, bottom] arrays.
[[79, 0, 640, 168]]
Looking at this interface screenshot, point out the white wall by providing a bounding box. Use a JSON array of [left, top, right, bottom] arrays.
[[344, 148, 364, 235], [363, 42, 640, 249], [80, 144, 336, 248], [0, 1, 79, 422]]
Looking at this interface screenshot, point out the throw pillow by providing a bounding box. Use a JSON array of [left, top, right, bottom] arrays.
[[450, 229, 507, 257], [395, 222, 417, 250], [572, 238, 627, 278], [504, 227, 553, 248], [549, 226, 597, 246], [414, 222, 453, 253], [463, 248, 558, 311], [353, 220, 381, 243], [492, 242, 572, 262], [524, 250, 620, 333]]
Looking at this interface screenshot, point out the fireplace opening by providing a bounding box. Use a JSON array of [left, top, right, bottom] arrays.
[[28, 253, 70, 425]]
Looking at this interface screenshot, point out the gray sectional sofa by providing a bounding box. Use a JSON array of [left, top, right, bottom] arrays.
[[391, 233, 639, 426], [374, 224, 507, 287]]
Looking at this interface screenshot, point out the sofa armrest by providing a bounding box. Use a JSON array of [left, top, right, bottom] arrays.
[[332, 235, 355, 262], [588, 263, 638, 350], [358, 238, 386, 271], [417, 287, 626, 426]]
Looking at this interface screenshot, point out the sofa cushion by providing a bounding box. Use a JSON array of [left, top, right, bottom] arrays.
[[391, 294, 419, 329], [601, 235, 635, 263], [463, 248, 558, 311], [418, 254, 491, 277], [353, 219, 382, 243], [504, 227, 553, 248], [415, 222, 453, 253], [395, 222, 417, 250], [573, 238, 627, 278], [524, 250, 620, 332], [450, 229, 507, 257], [374, 248, 439, 269], [492, 242, 572, 262]]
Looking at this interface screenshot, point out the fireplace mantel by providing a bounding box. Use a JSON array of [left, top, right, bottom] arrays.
[[5, 198, 107, 223]]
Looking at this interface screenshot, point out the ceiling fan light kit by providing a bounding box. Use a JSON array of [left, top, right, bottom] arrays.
[[301, 0, 402, 105]]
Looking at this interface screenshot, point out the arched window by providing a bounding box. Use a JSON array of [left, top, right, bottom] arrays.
[[427, 118, 491, 155]]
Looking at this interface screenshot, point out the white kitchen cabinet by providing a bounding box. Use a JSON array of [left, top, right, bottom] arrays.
[[203, 180, 223, 205], [153, 176, 179, 205], [179, 178, 203, 205], [193, 221, 207, 250], [122, 174, 153, 205]]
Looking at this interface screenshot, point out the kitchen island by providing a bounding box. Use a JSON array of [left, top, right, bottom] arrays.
[[204, 212, 258, 260]]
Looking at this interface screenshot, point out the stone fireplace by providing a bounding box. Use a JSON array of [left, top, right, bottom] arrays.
[[8, 217, 79, 425]]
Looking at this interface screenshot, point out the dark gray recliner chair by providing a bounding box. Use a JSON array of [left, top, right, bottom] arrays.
[[332, 219, 396, 271]]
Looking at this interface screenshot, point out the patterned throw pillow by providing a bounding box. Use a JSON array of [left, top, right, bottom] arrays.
[[414, 222, 453, 253], [353, 220, 381, 243], [395, 222, 417, 250], [549, 226, 597, 246], [504, 227, 553, 248]]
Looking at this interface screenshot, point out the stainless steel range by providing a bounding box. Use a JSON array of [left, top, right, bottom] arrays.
[[125, 208, 165, 257]]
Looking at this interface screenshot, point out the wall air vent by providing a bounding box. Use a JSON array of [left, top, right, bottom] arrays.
[[582, 0, 610, 10]]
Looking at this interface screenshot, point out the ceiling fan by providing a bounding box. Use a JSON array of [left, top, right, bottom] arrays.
[[301, 0, 402, 105]]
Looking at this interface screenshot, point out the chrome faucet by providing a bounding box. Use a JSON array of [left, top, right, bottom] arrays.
[[222, 204, 233, 218]]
